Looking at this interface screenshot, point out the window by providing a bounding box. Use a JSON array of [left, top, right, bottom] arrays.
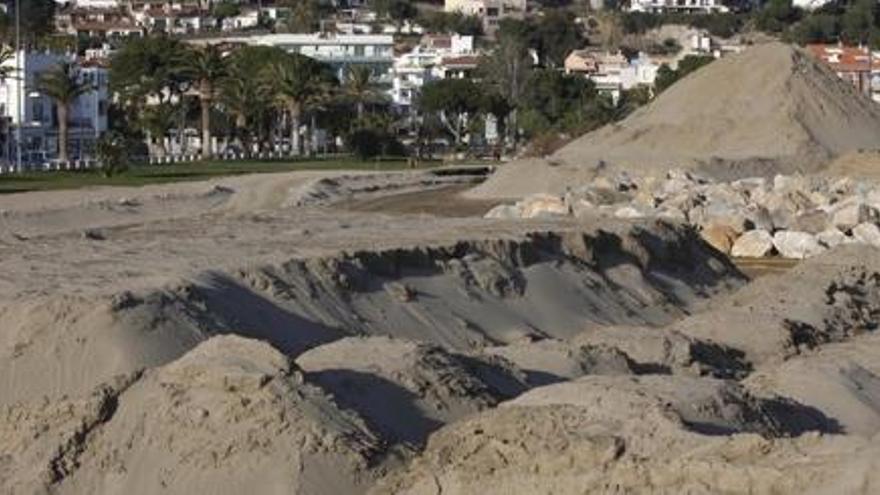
[[354, 45, 365, 57], [31, 101, 44, 123]]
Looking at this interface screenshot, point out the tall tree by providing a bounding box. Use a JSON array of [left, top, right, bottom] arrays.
[[109, 36, 188, 153], [262, 54, 327, 156], [478, 19, 532, 147], [37, 62, 90, 163], [0, 0, 56, 45], [530, 10, 583, 68], [418, 78, 481, 147], [178, 44, 227, 157], [344, 66, 378, 120]]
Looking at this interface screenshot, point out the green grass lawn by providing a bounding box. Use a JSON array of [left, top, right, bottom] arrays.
[[0, 157, 440, 194]]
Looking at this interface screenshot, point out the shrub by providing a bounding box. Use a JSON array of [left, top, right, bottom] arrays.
[[95, 132, 129, 177]]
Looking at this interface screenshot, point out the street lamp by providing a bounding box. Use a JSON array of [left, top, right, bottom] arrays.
[[15, 0, 21, 171]]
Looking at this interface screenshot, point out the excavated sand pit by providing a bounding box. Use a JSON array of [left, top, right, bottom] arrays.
[[2, 169, 880, 494]]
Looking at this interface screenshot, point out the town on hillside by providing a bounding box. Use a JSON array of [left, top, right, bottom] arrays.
[[0, 0, 877, 171]]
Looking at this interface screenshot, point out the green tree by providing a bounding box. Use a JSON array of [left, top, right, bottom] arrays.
[[344, 66, 381, 120], [478, 19, 533, 146], [109, 36, 189, 154], [221, 46, 288, 155], [652, 55, 714, 95], [286, 0, 324, 33], [178, 44, 228, 157], [653, 64, 677, 94], [531, 10, 583, 68], [418, 78, 481, 146], [840, 0, 880, 46], [212, 1, 242, 26], [262, 54, 328, 155], [95, 132, 129, 177], [37, 62, 91, 163], [0, 0, 56, 44], [756, 0, 802, 33], [791, 13, 839, 44]]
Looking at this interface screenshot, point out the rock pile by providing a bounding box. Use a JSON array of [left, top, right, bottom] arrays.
[[486, 170, 880, 259]]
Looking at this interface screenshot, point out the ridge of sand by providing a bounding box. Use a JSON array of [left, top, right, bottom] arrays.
[[469, 42, 880, 200]]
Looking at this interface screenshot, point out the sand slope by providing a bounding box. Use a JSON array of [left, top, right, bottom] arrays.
[[5, 336, 386, 495], [471, 42, 880, 199]]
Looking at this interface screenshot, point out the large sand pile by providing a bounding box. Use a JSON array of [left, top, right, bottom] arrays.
[[4, 336, 387, 494], [297, 336, 528, 447], [471, 42, 880, 199]]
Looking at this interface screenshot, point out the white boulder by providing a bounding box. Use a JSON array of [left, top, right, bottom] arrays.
[[772, 231, 826, 259], [816, 228, 850, 249], [852, 222, 880, 247], [520, 194, 568, 218], [484, 204, 523, 219], [731, 230, 774, 258]]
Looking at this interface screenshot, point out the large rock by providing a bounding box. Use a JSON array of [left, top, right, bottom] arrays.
[[701, 224, 739, 255], [792, 209, 830, 234], [831, 202, 880, 232], [816, 228, 850, 249], [520, 194, 568, 218], [484, 204, 523, 219], [852, 222, 880, 247], [731, 229, 774, 258], [772, 231, 825, 259], [614, 206, 645, 219], [743, 204, 775, 231]]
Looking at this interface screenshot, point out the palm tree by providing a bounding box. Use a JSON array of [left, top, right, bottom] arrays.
[[344, 66, 378, 120], [37, 62, 90, 163], [179, 44, 227, 158], [0, 45, 16, 83], [261, 54, 325, 156]]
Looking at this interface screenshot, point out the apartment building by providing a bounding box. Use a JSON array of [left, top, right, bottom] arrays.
[[0, 52, 110, 166]]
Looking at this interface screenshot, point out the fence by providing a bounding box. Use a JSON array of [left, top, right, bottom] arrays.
[[0, 151, 309, 175]]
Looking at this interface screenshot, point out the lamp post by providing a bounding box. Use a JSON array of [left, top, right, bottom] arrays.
[[15, 0, 22, 171]]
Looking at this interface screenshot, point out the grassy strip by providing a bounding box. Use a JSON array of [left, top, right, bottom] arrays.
[[0, 157, 438, 194]]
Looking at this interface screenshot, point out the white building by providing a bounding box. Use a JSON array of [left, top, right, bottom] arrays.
[[0, 52, 110, 166], [444, 0, 527, 33], [239, 33, 395, 79], [627, 0, 728, 14], [390, 35, 476, 110]]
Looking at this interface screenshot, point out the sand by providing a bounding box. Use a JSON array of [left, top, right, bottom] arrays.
[[469, 42, 880, 200], [2, 167, 880, 494]]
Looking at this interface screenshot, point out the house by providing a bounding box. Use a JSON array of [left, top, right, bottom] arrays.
[[627, 0, 728, 14], [55, 6, 144, 37], [565, 49, 659, 103], [0, 52, 110, 166], [807, 44, 880, 102], [444, 0, 527, 34], [221, 8, 261, 31], [389, 35, 475, 110]]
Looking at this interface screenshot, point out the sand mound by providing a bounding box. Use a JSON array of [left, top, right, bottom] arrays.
[[483, 339, 635, 386], [375, 375, 855, 495], [297, 336, 527, 446], [471, 42, 880, 199], [0, 222, 742, 407], [672, 244, 880, 365], [37, 336, 386, 495], [746, 331, 880, 436]]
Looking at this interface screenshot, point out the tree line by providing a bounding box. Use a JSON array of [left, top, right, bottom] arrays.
[[107, 37, 390, 160]]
